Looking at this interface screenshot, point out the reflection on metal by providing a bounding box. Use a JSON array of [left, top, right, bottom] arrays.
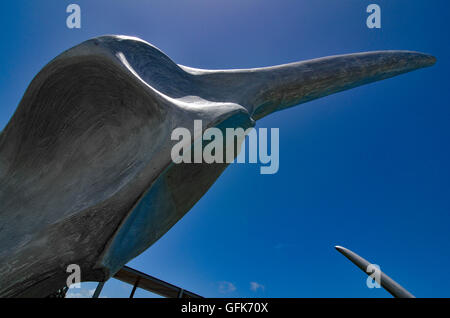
[[335, 245, 415, 298], [110, 266, 202, 298]]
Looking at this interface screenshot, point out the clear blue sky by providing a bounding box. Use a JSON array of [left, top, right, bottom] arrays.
[[1, 1, 449, 298]]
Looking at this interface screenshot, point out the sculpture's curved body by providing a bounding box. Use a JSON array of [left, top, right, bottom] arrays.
[[0, 35, 435, 297]]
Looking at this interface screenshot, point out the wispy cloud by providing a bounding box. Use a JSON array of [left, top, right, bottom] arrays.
[[250, 281, 265, 292], [218, 281, 236, 293], [274, 243, 285, 249]]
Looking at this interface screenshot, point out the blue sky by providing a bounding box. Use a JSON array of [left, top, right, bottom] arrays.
[[1, 1, 449, 297]]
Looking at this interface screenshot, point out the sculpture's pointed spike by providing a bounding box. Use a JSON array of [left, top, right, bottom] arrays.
[[192, 51, 436, 120], [335, 245, 415, 298]]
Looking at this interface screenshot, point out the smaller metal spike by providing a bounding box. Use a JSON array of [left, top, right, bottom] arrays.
[[335, 245, 415, 298]]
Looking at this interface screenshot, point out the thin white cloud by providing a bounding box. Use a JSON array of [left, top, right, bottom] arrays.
[[218, 281, 236, 293], [66, 287, 95, 298], [274, 243, 285, 249], [250, 281, 265, 292]]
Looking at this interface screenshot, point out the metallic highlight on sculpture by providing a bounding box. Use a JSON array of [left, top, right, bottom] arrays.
[[0, 35, 436, 297], [335, 246, 415, 298]]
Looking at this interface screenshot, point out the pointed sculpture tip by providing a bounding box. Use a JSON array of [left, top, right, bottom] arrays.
[[372, 50, 437, 73], [334, 245, 351, 257], [429, 55, 437, 65], [390, 51, 437, 71], [334, 245, 348, 253], [408, 51, 437, 69], [420, 53, 437, 67]]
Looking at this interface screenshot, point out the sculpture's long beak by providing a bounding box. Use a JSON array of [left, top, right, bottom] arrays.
[[250, 51, 436, 119], [194, 51, 436, 120]]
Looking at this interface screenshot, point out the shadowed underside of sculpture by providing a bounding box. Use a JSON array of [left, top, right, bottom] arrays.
[[0, 35, 436, 297]]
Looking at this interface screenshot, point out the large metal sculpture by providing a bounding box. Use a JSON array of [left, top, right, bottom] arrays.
[[0, 35, 435, 297]]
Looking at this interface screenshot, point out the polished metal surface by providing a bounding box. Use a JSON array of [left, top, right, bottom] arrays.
[[335, 246, 415, 298], [0, 35, 435, 297]]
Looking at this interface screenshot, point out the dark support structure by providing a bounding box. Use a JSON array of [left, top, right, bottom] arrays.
[[129, 278, 140, 298], [114, 266, 202, 298], [92, 281, 105, 298], [89, 266, 202, 298]]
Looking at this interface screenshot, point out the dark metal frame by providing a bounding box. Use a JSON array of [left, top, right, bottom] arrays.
[[92, 265, 202, 298]]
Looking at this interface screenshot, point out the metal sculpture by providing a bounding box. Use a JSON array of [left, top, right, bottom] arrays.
[[335, 246, 415, 298], [0, 35, 435, 297]]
